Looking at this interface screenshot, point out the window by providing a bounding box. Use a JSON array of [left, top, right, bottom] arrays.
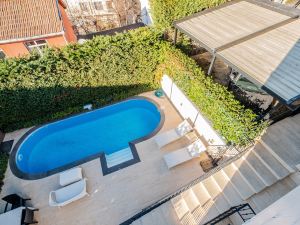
[[94, 1, 103, 10], [25, 40, 47, 55], [79, 2, 89, 11], [0, 49, 5, 59], [106, 1, 113, 10]]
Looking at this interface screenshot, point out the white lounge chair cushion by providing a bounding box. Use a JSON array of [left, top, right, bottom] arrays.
[[175, 120, 193, 136], [187, 140, 206, 157], [154, 119, 193, 149], [49, 179, 87, 207], [164, 149, 192, 169], [163, 139, 206, 169], [59, 167, 83, 186], [154, 130, 180, 148]]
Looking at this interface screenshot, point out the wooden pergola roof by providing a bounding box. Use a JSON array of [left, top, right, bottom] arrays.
[[174, 0, 300, 107]]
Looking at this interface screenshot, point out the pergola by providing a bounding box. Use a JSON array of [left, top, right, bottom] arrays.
[[174, 0, 300, 109]]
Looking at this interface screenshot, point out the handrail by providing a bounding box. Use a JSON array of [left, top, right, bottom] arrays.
[[119, 141, 255, 225]]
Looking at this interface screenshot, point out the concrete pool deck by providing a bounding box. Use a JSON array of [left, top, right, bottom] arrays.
[[0, 91, 207, 225]]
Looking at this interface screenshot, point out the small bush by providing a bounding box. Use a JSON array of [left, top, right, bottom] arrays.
[[150, 0, 227, 29]]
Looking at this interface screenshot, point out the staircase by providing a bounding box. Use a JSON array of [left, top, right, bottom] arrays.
[[105, 147, 134, 168], [122, 114, 300, 225]]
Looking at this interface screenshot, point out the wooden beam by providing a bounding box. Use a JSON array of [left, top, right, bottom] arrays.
[[208, 55, 216, 75], [173, 28, 178, 45]]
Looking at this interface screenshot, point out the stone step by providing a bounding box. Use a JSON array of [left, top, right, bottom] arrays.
[[253, 143, 291, 179], [213, 192, 230, 213], [229, 212, 245, 225], [202, 177, 221, 199], [222, 164, 255, 200], [248, 176, 297, 213], [105, 147, 133, 168], [261, 126, 300, 168], [160, 201, 181, 225], [181, 211, 197, 225], [181, 189, 200, 212], [171, 195, 189, 220], [233, 157, 266, 193], [192, 182, 211, 206], [212, 170, 243, 206], [242, 151, 278, 186], [192, 199, 214, 223], [258, 140, 294, 173], [200, 202, 221, 225]]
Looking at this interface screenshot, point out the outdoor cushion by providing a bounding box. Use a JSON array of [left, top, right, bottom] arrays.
[[59, 167, 83, 186]]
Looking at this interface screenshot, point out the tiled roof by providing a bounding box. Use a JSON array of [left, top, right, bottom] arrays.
[[0, 0, 63, 42]]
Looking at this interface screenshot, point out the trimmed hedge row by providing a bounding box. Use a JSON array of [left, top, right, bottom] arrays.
[[155, 46, 266, 145], [0, 28, 164, 131], [0, 28, 264, 144], [150, 0, 227, 29]]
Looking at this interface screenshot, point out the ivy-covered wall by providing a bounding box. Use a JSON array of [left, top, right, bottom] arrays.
[[155, 47, 266, 145], [149, 0, 227, 29], [0, 28, 264, 144]]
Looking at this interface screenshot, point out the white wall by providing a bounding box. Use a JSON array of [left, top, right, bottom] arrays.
[[161, 75, 226, 146]]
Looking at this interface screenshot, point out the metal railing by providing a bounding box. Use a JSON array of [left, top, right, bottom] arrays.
[[203, 203, 256, 225], [119, 141, 255, 225]]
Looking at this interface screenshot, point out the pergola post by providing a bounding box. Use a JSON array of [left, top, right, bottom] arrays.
[[208, 54, 216, 75], [173, 28, 178, 45]]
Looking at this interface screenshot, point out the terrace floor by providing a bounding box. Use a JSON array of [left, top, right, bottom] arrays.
[[0, 91, 206, 225]]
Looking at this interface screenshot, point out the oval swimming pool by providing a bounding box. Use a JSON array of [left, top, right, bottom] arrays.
[[10, 98, 162, 179]]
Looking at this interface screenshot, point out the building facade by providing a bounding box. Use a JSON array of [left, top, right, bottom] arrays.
[[0, 0, 77, 58], [64, 0, 141, 35]]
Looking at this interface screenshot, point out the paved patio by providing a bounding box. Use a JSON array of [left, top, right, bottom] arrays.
[[0, 91, 206, 225]]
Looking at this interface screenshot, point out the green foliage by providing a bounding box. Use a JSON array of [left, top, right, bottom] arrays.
[[150, 0, 227, 29], [155, 46, 266, 145], [0, 28, 165, 131], [0, 27, 264, 145], [0, 152, 8, 191]]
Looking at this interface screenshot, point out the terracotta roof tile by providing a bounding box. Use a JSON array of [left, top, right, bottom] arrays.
[[0, 0, 63, 42]]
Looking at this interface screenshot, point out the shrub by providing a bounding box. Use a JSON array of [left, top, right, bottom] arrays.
[[155, 46, 266, 145], [0, 27, 264, 145], [0, 28, 165, 131], [150, 0, 227, 29]]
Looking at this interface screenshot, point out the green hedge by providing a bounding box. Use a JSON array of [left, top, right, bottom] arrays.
[[0, 28, 264, 144], [155, 46, 266, 145], [0, 28, 165, 131], [0, 152, 8, 191], [150, 0, 227, 29]]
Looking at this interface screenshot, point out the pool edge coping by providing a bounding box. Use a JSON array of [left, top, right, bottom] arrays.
[[9, 95, 165, 180]]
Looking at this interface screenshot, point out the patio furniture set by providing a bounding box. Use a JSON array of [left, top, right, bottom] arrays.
[[154, 119, 207, 169], [0, 194, 38, 225]]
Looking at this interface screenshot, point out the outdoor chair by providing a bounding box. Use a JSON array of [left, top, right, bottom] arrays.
[[49, 168, 88, 207], [154, 119, 193, 149], [2, 194, 31, 212], [21, 207, 39, 225], [49, 178, 88, 207], [163, 139, 206, 169]]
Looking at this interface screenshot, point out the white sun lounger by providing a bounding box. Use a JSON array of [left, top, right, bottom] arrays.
[[59, 167, 83, 186], [49, 178, 88, 207], [154, 119, 193, 149], [163, 139, 206, 169]]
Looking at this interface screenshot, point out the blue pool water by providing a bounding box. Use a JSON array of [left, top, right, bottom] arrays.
[[15, 99, 161, 175]]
